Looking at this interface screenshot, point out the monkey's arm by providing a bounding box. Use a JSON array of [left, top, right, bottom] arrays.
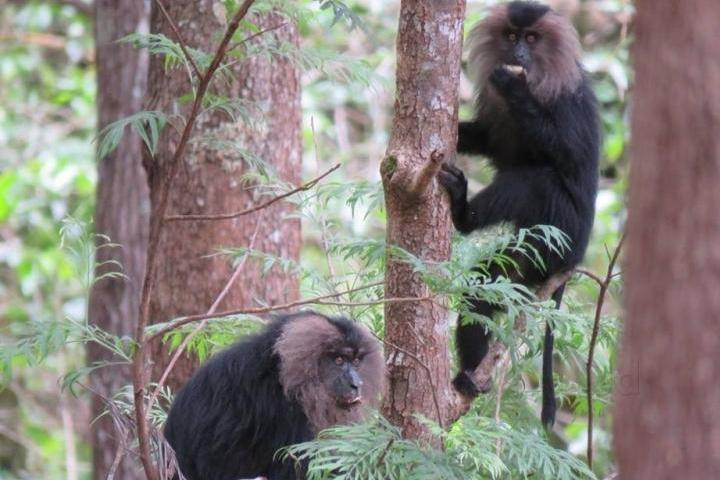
[[490, 68, 598, 175], [458, 121, 491, 155], [438, 163, 538, 233]]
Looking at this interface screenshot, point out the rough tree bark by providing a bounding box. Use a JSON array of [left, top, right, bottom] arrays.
[[615, 1, 720, 478], [380, 0, 466, 442], [145, 1, 301, 389], [89, 1, 150, 479]]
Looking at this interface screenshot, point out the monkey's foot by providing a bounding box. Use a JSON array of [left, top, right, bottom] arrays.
[[452, 370, 492, 398]]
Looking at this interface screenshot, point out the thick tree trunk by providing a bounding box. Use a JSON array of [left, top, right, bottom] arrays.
[[89, 1, 150, 479], [145, 1, 301, 390], [381, 0, 465, 442], [615, 1, 720, 478]]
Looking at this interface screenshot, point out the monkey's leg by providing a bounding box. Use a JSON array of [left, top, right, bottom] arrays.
[[453, 297, 500, 397], [541, 283, 566, 428]]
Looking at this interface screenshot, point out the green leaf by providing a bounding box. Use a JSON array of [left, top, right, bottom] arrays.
[[95, 110, 167, 160]]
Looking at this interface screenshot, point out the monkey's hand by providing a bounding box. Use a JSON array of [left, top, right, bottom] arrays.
[[438, 162, 468, 205], [490, 65, 529, 98]]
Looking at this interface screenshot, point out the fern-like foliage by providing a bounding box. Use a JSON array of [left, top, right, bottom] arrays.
[[95, 110, 167, 160], [286, 414, 597, 480]]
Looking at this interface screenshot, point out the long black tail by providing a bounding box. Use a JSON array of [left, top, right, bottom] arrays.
[[541, 283, 566, 428]]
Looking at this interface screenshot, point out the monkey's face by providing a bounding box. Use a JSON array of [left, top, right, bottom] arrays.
[[318, 346, 366, 408], [495, 26, 540, 77], [469, 2, 582, 104]]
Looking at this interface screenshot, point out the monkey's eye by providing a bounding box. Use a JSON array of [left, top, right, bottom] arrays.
[[507, 32, 518, 43], [526, 33, 538, 44], [352, 358, 361, 367], [335, 356, 345, 366]]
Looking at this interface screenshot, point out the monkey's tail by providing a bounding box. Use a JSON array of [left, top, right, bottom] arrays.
[[541, 283, 566, 428], [541, 321, 556, 427]]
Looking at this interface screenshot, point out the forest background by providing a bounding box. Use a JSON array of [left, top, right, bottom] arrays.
[[1, 0, 633, 479]]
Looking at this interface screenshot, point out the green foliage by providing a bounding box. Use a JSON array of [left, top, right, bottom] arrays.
[[316, 0, 366, 31], [120, 32, 210, 80], [1, 219, 133, 392], [95, 110, 167, 160], [287, 415, 596, 480]]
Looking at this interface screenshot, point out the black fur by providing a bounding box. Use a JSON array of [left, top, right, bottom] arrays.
[[164, 312, 370, 480], [440, 52, 599, 426], [507, 1, 550, 28]]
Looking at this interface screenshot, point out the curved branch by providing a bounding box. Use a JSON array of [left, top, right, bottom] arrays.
[[164, 163, 340, 221]]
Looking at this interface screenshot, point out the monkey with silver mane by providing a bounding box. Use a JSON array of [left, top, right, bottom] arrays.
[[164, 312, 384, 480], [439, 1, 600, 427]]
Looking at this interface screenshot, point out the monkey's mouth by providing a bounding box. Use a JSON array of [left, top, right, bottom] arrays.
[[337, 396, 363, 408], [503, 64, 527, 79]]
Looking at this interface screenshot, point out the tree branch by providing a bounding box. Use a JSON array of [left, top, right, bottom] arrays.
[[131, 2, 257, 479], [227, 22, 289, 53], [147, 285, 433, 343], [586, 233, 625, 468], [155, 0, 202, 80], [408, 150, 445, 199], [147, 281, 384, 342], [164, 163, 340, 222]]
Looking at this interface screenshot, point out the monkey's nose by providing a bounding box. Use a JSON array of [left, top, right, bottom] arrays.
[[349, 371, 363, 390]]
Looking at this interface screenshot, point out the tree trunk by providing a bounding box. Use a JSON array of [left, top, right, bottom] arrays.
[[89, 1, 150, 479], [145, 1, 301, 390], [615, 1, 720, 478], [380, 0, 466, 442]]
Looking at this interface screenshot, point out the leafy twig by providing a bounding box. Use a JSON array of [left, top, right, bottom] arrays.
[[155, 0, 202, 80], [227, 21, 290, 53], [164, 163, 340, 222]]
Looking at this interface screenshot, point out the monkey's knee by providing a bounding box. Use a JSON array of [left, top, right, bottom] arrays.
[[452, 370, 492, 398]]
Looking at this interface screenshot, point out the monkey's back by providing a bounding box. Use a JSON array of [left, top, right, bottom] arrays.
[[164, 319, 312, 480]]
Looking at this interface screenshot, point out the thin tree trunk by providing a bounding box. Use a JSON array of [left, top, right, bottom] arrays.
[[89, 1, 150, 479], [145, 1, 301, 390], [381, 0, 466, 443], [615, 1, 720, 478]]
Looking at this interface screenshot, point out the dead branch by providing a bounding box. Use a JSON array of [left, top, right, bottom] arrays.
[[450, 270, 573, 422], [586, 233, 625, 468], [131, 2, 257, 479], [164, 163, 340, 222], [408, 150, 445, 199]]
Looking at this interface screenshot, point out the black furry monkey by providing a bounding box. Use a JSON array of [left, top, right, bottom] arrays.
[[438, 1, 600, 427], [164, 312, 384, 480]]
